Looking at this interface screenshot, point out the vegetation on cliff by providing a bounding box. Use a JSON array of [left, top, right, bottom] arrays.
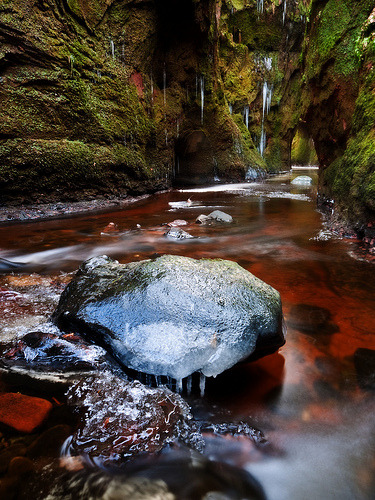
[[0, 0, 373, 235], [301, 0, 375, 231]]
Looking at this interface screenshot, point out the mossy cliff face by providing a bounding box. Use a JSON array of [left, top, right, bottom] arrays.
[[1, 0, 373, 233], [300, 0, 375, 231], [0, 0, 169, 202], [0, 0, 308, 202]]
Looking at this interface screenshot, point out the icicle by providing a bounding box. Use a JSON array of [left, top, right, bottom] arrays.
[[200, 75, 204, 125], [263, 56, 272, 72], [257, 0, 264, 14], [177, 119, 179, 138], [283, 0, 287, 25], [165, 129, 168, 146], [214, 158, 220, 182], [243, 105, 249, 129], [186, 375, 192, 395], [177, 378, 183, 394], [228, 103, 233, 115], [199, 373, 206, 397], [195, 75, 198, 98], [150, 72, 154, 104], [163, 65, 167, 107], [259, 125, 266, 157], [68, 55, 74, 76], [110, 40, 115, 60], [163, 66, 167, 107]]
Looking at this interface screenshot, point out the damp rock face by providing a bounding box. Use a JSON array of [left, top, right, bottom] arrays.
[[53, 255, 285, 381]]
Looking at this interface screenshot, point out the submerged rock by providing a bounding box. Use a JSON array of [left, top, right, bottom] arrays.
[[353, 348, 375, 391], [53, 255, 285, 381], [0, 393, 52, 433]]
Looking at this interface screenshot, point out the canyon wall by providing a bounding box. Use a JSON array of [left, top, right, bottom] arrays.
[[0, 0, 306, 202], [300, 0, 375, 234], [0, 0, 373, 235]]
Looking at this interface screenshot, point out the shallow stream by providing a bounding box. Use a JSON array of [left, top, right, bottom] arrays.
[[0, 169, 374, 499]]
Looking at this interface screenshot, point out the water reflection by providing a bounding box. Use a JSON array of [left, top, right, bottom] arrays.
[[0, 169, 374, 498]]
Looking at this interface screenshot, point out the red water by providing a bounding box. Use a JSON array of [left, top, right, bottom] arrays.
[[0, 170, 374, 499]]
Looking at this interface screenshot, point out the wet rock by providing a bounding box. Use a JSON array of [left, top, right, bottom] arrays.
[[8, 456, 34, 476], [53, 255, 284, 380], [0, 325, 109, 389], [0, 258, 25, 273], [291, 175, 312, 185], [0, 393, 52, 433], [164, 228, 194, 240], [0, 443, 28, 474], [19, 450, 266, 499], [196, 214, 210, 224], [101, 222, 119, 235], [65, 372, 190, 463], [196, 210, 233, 224], [353, 348, 375, 391], [166, 219, 188, 227], [26, 424, 72, 458]]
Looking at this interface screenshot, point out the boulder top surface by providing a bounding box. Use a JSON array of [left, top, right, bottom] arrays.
[[53, 255, 285, 380]]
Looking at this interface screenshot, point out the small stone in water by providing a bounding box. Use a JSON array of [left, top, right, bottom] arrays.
[[26, 424, 72, 458], [166, 219, 188, 227], [196, 210, 233, 224], [101, 222, 119, 234], [0, 393, 52, 433], [164, 227, 194, 240], [291, 175, 312, 185]]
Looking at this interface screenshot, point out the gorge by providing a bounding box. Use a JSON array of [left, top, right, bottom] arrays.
[[0, 0, 374, 239], [0, 1, 375, 498]]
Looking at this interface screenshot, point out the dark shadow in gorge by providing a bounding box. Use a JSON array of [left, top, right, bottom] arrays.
[[173, 129, 217, 187]]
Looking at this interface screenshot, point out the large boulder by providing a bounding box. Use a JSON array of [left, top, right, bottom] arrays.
[[52, 255, 285, 381]]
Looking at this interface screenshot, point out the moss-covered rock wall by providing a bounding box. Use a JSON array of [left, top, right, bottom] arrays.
[[300, 0, 375, 233], [0, 0, 309, 202], [1, 0, 373, 235]]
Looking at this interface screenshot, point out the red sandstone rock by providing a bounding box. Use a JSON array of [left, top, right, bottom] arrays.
[[0, 393, 52, 433]]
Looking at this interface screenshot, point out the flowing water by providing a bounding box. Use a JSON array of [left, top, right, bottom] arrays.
[[0, 169, 374, 499]]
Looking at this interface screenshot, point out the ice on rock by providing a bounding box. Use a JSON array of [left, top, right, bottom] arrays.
[[53, 255, 285, 383], [65, 371, 191, 463]]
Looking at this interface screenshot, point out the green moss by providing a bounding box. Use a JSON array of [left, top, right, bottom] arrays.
[[227, 9, 283, 51], [321, 130, 375, 216], [305, 0, 374, 79], [0, 138, 157, 200], [291, 129, 318, 165], [232, 114, 267, 171]]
